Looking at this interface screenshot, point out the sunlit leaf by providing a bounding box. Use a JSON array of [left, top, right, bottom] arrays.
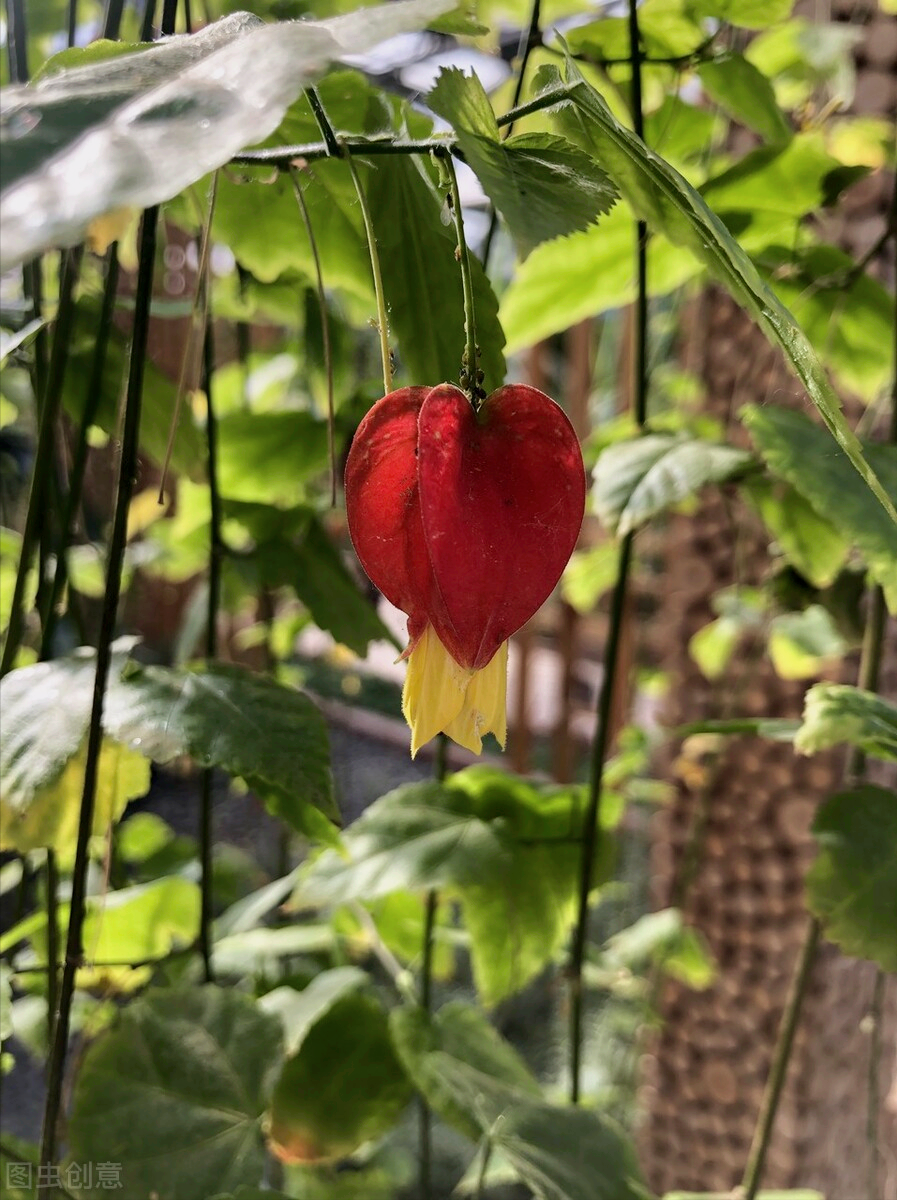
[[697, 52, 791, 144], [795, 683, 897, 761], [745, 478, 848, 588]]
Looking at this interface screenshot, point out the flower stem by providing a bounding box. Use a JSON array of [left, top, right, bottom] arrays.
[[290, 167, 336, 505], [440, 151, 480, 402], [567, 0, 648, 1104], [345, 152, 392, 394]]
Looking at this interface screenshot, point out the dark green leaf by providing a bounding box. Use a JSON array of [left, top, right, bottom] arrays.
[[299, 768, 612, 1004], [806, 785, 897, 970], [538, 59, 897, 529], [104, 661, 337, 819], [665, 1193, 823, 1200], [698, 52, 791, 144], [742, 405, 897, 609], [0, 0, 458, 269], [267, 991, 411, 1163], [258, 968, 368, 1055], [391, 1003, 645, 1200], [795, 683, 897, 761], [67, 986, 284, 1200], [366, 155, 506, 391], [593, 434, 752, 535]]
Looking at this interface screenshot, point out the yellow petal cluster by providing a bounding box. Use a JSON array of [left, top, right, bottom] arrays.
[[401, 624, 508, 757]]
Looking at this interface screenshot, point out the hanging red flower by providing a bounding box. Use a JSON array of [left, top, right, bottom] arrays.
[[345, 382, 586, 756]]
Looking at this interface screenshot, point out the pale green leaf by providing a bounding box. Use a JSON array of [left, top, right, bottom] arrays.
[[690, 0, 795, 28], [593, 434, 752, 535], [67, 986, 284, 1200], [427, 65, 499, 139], [0, 0, 458, 270], [697, 52, 791, 144], [795, 683, 897, 761], [746, 478, 848, 588], [806, 785, 897, 971]]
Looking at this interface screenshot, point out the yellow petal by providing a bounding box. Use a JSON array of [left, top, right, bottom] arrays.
[[86, 207, 137, 255], [402, 624, 508, 758]]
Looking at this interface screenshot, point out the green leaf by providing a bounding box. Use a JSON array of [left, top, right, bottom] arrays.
[[428, 70, 616, 257], [806, 785, 897, 971], [391, 1003, 645, 1200], [689, 0, 795, 28], [0, 0, 458, 270], [299, 768, 612, 1005], [538, 59, 897, 531], [689, 618, 741, 680], [67, 985, 284, 1200], [258, 968, 368, 1055], [697, 52, 791, 144], [567, 0, 705, 59], [366, 155, 506, 392], [216, 411, 330, 507], [267, 990, 411, 1164], [561, 542, 620, 612], [601, 909, 715, 990], [665, 1193, 824, 1200], [0, 639, 136, 805], [745, 478, 848, 588], [593, 434, 752, 535], [794, 683, 897, 761], [743, 405, 897, 609], [767, 606, 846, 680], [0, 737, 150, 862], [104, 660, 337, 820], [499, 203, 698, 353]]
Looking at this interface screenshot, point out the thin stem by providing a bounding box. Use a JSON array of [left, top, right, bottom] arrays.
[[44, 851, 59, 1052], [482, 0, 542, 265], [567, 0, 647, 1105], [440, 152, 480, 401], [5, 0, 29, 81], [199, 320, 220, 985], [40, 248, 121, 655], [1, 248, 84, 677], [66, 0, 77, 46], [475, 1141, 493, 1200], [305, 86, 341, 158], [38, 202, 161, 1176], [290, 168, 336, 506], [345, 152, 392, 394], [866, 969, 885, 1200], [740, 917, 821, 1200], [102, 0, 125, 38]]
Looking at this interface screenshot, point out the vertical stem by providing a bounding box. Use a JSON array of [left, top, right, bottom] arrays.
[[741, 917, 821, 1200], [199, 320, 220, 984], [140, 0, 157, 39], [44, 850, 59, 1051], [40, 249, 121, 656], [866, 969, 885, 1200], [419, 733, 447, 1200], [567, 0, 648, 1104], [66, 0, 78, 46], [345, 152, 392, 395], [441, 152, 480, 402], [38, 202, 161, 1184], [289, 168, 336, 506], [102, 0, 125, 38]]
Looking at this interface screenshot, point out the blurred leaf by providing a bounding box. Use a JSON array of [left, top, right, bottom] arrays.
[[795, 683, 897, 761], [299, 768, 612, 1004], [538, 58, 897, 529], [258, 968, 367, 1055], [746, 19, 862, 111], [391, 1002, 645, 1200], [104, 661, 337, 819], [602, 909, 715, 990], [0, 737, 149, 862], [212, 925, 336, 977], [561, 542, 619, 612], [366, 155, 506, 392], [593, 434, 751, 535], [690, 0, 795, 27], [267, 990, 411, 1163], [746, 478, 848, 588], [665, 1193, 824, 1200], [216, 411, 330, 507], [68, 986, 284, 1200], [1, 0, 458, 269], [689, 617, 740, 680], [743, 406, 897, 609], [697, 53, 791, 144], [567, 0, 705, 59], [768, 605, 846, 680], [806, 786, 897, 971], [428, 69, 616, 257], [0, 640, 136, 806]]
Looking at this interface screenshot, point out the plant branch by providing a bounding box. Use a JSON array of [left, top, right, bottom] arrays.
[[290, 167, 337, 506], [37, 202, 161, 1175], [567, 0, 647, 1105], [438, 151, 481, 402]]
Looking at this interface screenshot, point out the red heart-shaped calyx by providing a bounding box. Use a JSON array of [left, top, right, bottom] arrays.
[[345, 382, 585, 669]]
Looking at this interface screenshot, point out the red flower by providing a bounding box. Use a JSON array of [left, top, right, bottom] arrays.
[[346, 382, 585, 755]]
